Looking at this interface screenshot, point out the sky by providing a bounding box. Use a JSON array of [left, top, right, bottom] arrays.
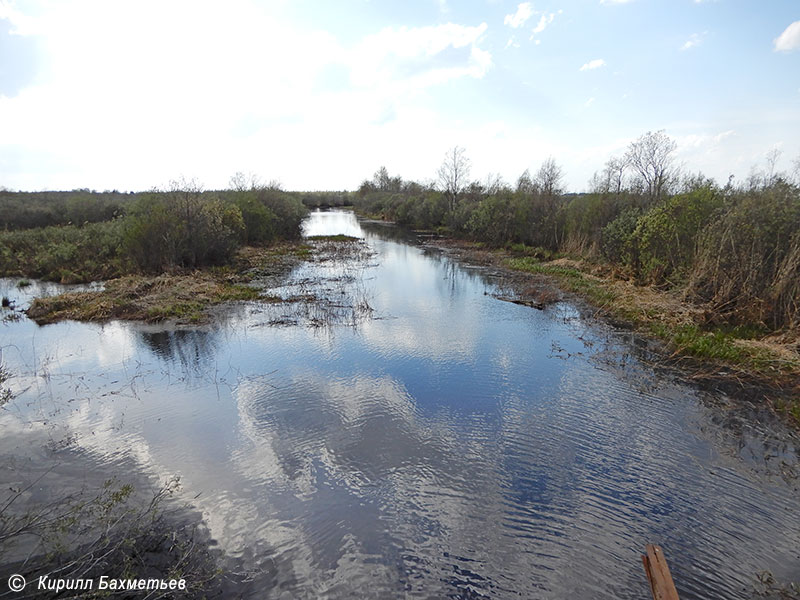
[[0, 0, 798, 192]]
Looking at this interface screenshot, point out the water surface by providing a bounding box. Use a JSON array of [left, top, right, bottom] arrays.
[[1, 210, 798, 598]]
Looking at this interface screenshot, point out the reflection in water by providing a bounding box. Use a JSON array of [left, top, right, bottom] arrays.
[[138, 328, 219, 368], [0, 210, 798, 599]]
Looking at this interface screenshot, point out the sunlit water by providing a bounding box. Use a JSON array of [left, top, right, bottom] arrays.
[[1, 210, 798, 599]]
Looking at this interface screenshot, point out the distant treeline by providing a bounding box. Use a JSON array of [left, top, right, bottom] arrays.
[[0, 177, 312, 283], [353, 132, 800, 331], [0, 186, 350, 231]]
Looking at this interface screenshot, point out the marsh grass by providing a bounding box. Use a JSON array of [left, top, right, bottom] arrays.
[[0, 477, 232, 598]]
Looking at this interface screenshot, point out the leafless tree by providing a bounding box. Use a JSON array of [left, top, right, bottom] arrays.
[[229, 171, 262, 192], [373, 166, 391, 190], [437, 146, 471, 211], [792, 154, 800, 185], [602, 156, 627, 195], [516, 169, 536, 195], [625, 130, 677, 202], [765, 148, 783, 186], [535, 156, 564, 198], [484, 172, 507, 195]]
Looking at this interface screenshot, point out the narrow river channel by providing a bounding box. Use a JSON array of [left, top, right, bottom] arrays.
[[1, 209, 798, 598]]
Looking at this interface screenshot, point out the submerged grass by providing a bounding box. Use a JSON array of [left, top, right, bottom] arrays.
[[24, 244, 306, 325], [22, 239, 365, 326], [27, 274, 265, 325]]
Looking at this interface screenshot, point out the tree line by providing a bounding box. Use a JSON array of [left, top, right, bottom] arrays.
[[354, 131, 800, 331]]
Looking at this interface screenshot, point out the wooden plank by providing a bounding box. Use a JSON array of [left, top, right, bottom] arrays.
[[642, 544, 680, 600]]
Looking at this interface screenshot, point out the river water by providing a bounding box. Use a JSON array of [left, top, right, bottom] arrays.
[[1, 209, 798, 599]]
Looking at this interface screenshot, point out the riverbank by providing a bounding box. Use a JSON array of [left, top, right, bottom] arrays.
[[426, 237, 800, 424], [21, 239, 363, 326]]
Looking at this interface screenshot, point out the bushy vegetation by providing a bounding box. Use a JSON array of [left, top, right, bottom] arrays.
[[0, 189, 130, 230], [0, 219, 126, 282], [354, 136, 800, 332], [0, 178, 307, 282], [634, 185, 724, 284], [123, 189, 245, 272], [688, 182, 800, 329]]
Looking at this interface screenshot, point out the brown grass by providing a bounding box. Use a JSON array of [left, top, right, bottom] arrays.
[[24, 243, 312, 325]]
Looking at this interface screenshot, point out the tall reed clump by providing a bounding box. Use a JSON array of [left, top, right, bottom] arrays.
[[687, 182, 800, 329]]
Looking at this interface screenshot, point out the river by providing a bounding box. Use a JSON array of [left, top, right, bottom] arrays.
[[1, 209, 798, 598]]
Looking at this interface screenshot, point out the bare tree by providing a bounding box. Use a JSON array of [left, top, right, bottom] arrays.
[[604, 156, 627, 195], [485, 172, 506, 195], [535, 156, 564, 198], [229, 171, 262, 192], [516, 169, 536, 195], [373, 166, 391, 191], [765, 148, 783, 186], [792, 154, 800, 185], [437, 146, 471, 211], [625, 130, 677, 202]]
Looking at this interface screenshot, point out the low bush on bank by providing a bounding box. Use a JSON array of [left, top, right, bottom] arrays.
[[0, 182, 308, 283], [0, 219, 126, 282]]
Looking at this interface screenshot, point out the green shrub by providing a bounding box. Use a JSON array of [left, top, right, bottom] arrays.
[[123, 192, 245, 272], [634, 185, 724, 284], [0, 220, 125, 282], [600, 207, 641, 266]]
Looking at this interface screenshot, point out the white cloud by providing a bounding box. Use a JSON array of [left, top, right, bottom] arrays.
[[504, 3, 533, 28], [584, 97, 595, 108], [774, 21, 800, 52], [532, 13, 555, 35], [579, 58, 606, 71], [600, 0, 634, 4], [677, 130, 735, 149], [0, 0, 40, 35], [0, 2, 497, 191], [681, 32, 706, 51], [350, 23, 492, 89]]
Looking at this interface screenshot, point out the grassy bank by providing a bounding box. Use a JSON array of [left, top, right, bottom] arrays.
[[25, 243, 311, 325], [505, 253, 800, 418], [430, 239, 800, 422]]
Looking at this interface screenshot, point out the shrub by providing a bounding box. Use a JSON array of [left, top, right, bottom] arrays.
[[0, 220, 125, 282], [123, 192, 245, 272], [634, 185, 724, 284], [600, 207, 641, 266]]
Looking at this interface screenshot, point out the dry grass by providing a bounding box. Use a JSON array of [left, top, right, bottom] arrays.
[[24, 243, 313, 325], [27, 273, 264, 325]]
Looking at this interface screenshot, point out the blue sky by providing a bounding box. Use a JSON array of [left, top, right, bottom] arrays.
[[0, 0, 798, 192]]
